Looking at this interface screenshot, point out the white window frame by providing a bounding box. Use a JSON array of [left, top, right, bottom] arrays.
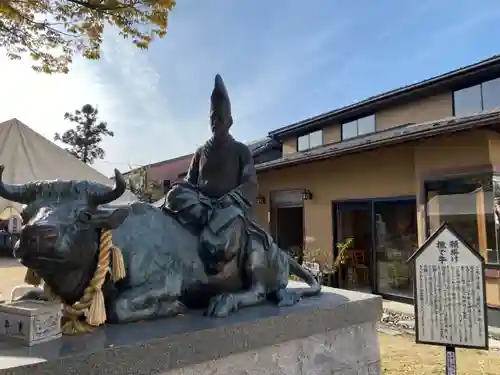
[[341, 115, 375, 140], [453, 77, 500, 117], [297, 129, 323, 151]]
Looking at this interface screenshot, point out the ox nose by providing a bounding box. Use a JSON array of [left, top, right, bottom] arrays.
[[16, 224, 58, 258]]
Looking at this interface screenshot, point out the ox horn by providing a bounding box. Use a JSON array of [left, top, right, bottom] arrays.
[[0, 165, 35, 204], [91, 169, 127, 206]]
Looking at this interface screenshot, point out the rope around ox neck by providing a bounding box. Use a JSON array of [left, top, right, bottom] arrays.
[[23, 229, 126, 335]]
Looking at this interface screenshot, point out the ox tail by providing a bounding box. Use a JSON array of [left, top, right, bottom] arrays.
[[287, 254, 322, 297]]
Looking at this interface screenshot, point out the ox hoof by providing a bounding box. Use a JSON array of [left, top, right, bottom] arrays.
[[206, 293, 237, 318], [276, 289, 301, 307]]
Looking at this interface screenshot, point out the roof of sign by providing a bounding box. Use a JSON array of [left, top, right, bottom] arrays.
[[406, 222, 484, 264], [269, 54, 500, 139], [256, 109, 500, 172]]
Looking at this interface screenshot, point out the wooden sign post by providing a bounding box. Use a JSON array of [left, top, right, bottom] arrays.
[[408, 223, 489, 374]]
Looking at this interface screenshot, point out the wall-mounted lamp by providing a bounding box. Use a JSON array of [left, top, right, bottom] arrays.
[[301, 189, 313, 201], [256, 194, 266, 205]]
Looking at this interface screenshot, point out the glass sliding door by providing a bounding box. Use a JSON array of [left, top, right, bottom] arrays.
[[334, 201, 373, 293], [374, 199, 417, 298]]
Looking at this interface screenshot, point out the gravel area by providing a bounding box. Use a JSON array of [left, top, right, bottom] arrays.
[[380, 309, 500, 342]]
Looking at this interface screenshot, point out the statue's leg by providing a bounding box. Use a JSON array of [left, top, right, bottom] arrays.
[[205, 230, 303, 316], [269, 243, 302, 307], [206, 235, 268, 318], [274, 289, 302, 307], [200, 207, 245, 268], [109, 275, 186, 323], [206, 283, 267, 318]]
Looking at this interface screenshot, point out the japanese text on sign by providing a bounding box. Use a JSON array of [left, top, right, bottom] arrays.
[[412, 226, 487, 349], [436, 240, 460, 264]]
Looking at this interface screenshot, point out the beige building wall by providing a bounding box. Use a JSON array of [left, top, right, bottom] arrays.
[[279, 91, 454, 155], [487, 130, 500, 165], [486, 130, 500, 307], [322, 124, 341, 144], [256, 129, 500, 306], [376, 92, 453, 131], [257, 144, 415, 265], [282, 138, 297, 154]]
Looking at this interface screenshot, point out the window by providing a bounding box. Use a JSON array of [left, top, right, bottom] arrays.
[[341, 115, 375, 140], [333, 198, 417, 297], [297, 130, 323, 151], [342, 121, 358, 140], [482, 77, 500, 111], [453, 85, 482, 117], [424, 174, 499, 265], [374, 199, 417, 298], [491, 175, 500, 264], [453, 77, 500, 116]]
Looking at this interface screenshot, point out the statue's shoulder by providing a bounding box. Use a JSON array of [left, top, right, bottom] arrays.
[[192, 144, 205, 158], [234, 140, 252, 159], [233, 140, 251, 152]]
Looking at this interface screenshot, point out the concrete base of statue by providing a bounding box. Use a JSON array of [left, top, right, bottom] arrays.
[[0, 282, 382, 375]]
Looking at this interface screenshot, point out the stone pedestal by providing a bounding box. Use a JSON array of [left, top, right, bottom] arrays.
[[0, 283, 382, 375]]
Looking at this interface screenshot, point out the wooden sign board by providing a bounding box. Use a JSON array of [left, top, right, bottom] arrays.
[[408, 223, 488, 350]]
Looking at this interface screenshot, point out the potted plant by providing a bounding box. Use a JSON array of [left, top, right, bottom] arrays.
[[291, 238, 352, 286]]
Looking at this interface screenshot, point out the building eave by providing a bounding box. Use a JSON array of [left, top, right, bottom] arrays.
[[258, 110, 500, 173]]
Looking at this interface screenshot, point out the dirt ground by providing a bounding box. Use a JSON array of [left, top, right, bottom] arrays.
[[380, 332, 500, 375], [0, 262, 26, 300]]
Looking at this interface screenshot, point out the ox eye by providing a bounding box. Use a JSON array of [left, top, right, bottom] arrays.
[[78, 211, 93, 222]]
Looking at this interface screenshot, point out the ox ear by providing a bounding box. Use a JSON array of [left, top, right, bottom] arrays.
[[90, 208, 129, 229]]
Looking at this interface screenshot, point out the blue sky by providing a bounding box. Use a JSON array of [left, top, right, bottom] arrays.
[[1, 0, 500, 176]]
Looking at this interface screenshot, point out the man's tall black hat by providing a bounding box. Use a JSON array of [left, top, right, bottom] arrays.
[[210, 74, 232, 120]]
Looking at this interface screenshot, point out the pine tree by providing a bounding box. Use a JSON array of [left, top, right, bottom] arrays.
[[54, 104, 113, 164]]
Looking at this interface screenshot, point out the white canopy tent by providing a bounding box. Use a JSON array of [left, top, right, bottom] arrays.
[[0, 118, 137, 216]]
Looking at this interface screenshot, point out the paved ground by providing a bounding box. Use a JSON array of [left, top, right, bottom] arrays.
[[0, 257, 22, 268], [0, 261, 26, 301]]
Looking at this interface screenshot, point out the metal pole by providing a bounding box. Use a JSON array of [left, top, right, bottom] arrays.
[[445, 345, 456, 375]]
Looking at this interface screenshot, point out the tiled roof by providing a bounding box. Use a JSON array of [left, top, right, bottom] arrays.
[[257, 110, 500, 172], [247, 137, 280, 155]]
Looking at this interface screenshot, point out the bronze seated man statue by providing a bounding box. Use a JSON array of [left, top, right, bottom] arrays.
[[165, 74, 258, 273], [165, 74, 320, 316], [2, 75, 320, 335]]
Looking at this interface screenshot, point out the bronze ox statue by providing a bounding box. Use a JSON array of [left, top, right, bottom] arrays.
[[0, 166, 320, 334]]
